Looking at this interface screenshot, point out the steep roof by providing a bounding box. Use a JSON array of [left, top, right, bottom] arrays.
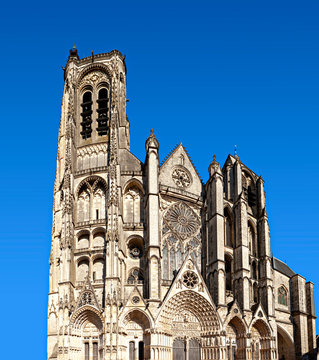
[[272, 257, 295, 278]]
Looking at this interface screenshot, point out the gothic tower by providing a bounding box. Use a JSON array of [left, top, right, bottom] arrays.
[[48, 49, 317, 360]]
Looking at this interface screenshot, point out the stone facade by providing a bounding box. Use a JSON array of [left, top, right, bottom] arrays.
[[47, 48, 317, 360]]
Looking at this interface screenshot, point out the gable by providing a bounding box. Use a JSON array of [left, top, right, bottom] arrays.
[[159, 144, 203, 197]]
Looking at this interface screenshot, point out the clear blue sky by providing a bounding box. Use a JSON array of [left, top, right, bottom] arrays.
[[0, 1, 318, 358]]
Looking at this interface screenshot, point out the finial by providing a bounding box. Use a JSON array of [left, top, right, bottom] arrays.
[[213, 154, 216, 162], [73, 43, 76, 49], [234, 145, 237, 158], [91, 50, 94, 63], [150, 128, 154, 136]]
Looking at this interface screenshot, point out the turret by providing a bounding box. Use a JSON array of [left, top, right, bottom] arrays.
[[145, 129, 161, 303], [206, 155, 226, 308]]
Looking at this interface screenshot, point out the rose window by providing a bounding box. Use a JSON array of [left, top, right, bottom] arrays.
[[172, 168, 191, 188], [164, 202, 200, 239], [182, 271, 198, 289], [79, 291, 93, 307]]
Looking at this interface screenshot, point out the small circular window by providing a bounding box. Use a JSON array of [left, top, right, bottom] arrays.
[[182, 271, 199, 289], [130, 247, 141, 259], [128, 237, 144, 259]]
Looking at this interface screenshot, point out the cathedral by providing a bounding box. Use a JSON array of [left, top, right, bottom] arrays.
[[47, 48, 318, 360]]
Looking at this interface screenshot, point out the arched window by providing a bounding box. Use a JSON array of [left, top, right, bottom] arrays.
[[77, 259, 89, 282], [127, 237, 144, 259], [127, 268, 144, 284], [78, 233, 89, 249], [78, 184, 90, 222], [93, 183, 106, 220], [93, 231, 105, 247], [278, 286, 288, 306], [224, 209, 233, 248], [253, 283, 259, 303], [225, 255, 232, 291], [123, 185, 144, 224], [81, 91, 93, 139], [92, 258, 105, 281], [96, 88, 108, 136], [248, 222, 257, 257], [162, 243, 169, 280], [252, 261, 258, 280], [77, 177, 107, 224]]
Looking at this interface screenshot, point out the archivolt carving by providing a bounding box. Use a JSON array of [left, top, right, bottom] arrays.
[[158, 290, 220, 334], [70, 305, 104, 330], [79, 70, 109, 90]]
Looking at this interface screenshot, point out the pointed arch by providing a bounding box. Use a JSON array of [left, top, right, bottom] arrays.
[[225, 253, 233, 291], [248, 220, 257, 257], [277, 324, 295, 360], [224, 207, 233, 248], [76, 176, 107, 224], [77, 64, 112, 89], [70, 305, 104, 331], [157, 290, 221, 334], [121, 309, 152, 329], [123, 180, 144, 224]]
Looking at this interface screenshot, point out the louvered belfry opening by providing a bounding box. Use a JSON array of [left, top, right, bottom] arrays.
[[81, 91, 93, 139], [96, 88, 108, 135]]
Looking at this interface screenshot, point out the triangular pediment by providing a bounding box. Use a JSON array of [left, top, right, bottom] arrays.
[[155, 254, 223, 331], [223, 300, 248, 331], [251, 302, 268, 323], [123, 286, 148, 311], [75, 276, 101, 311], [159, 144, 203, 197], [159, 254, 216, 315]]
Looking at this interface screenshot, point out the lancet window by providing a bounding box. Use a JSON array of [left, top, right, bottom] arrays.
[[248, 222, 258, 257], [123, 184, 144, 224], [225, 254, 233, 291], [278, 286, 288, 306], [224, 208, 233, 248]]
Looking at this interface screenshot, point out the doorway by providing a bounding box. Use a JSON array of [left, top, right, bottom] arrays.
[[173, 338, 201, 360]]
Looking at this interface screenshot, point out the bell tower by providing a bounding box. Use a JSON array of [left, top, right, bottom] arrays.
[[48, 48, 129, 360]]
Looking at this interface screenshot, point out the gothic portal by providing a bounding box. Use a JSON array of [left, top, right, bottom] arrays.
[[47, 48, 318, 360]]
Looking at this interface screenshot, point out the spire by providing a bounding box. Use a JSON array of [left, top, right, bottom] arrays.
[[145, 128, 159, 151], [234, 144, 238, 159], [208, 154, 222, 177]]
